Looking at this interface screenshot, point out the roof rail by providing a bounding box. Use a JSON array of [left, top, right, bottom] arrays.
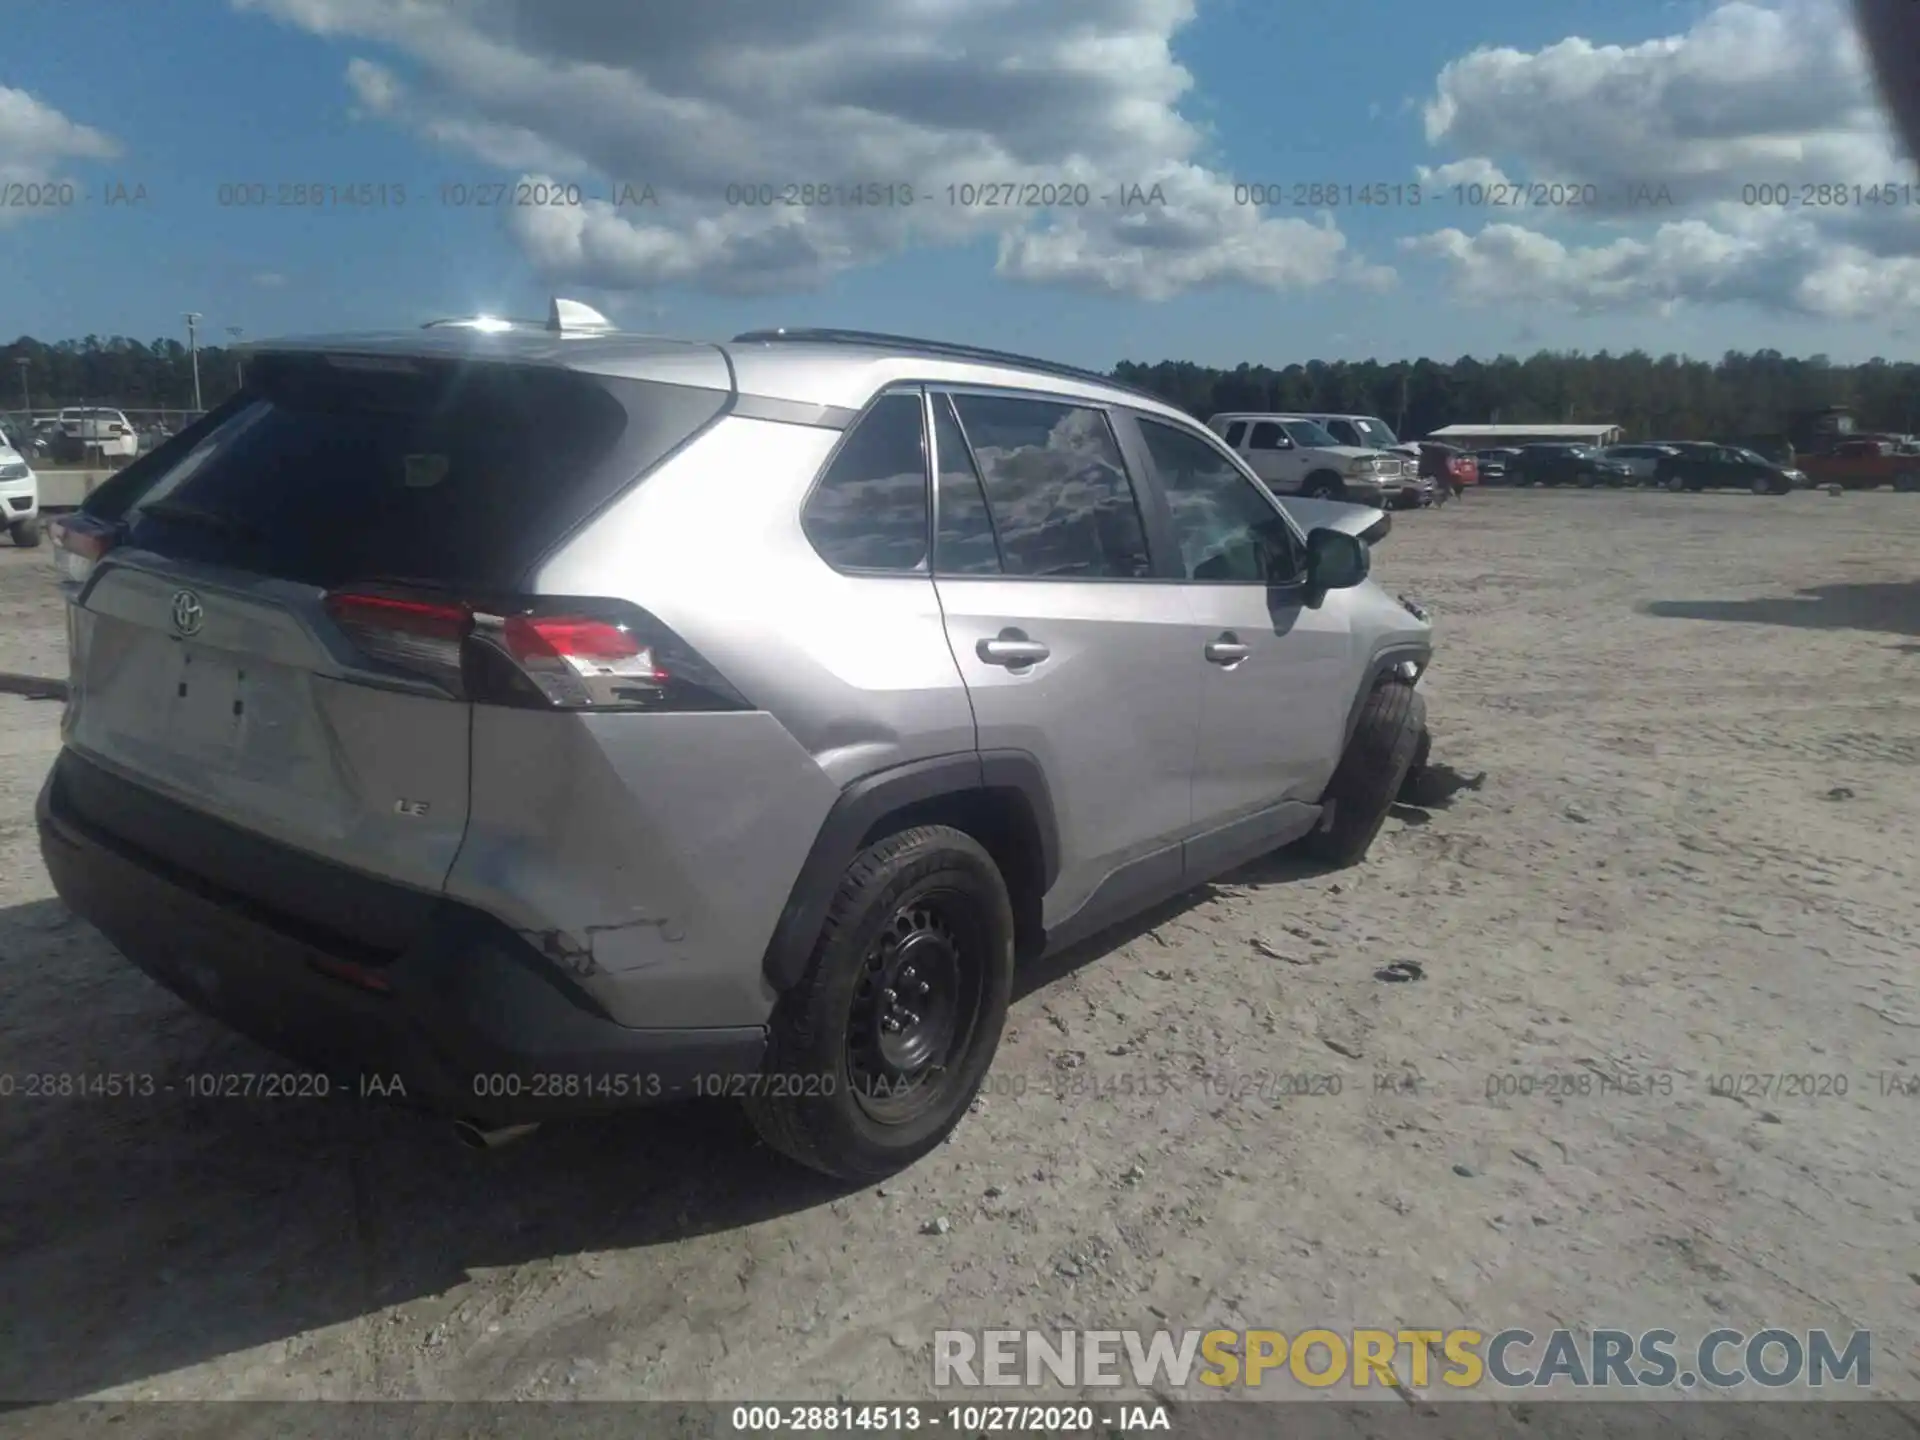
[[422, 318, 532, 331], [418, 298, 617, 335], [730, 327, 1169, 407]]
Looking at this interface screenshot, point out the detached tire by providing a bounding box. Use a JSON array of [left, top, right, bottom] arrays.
[[1307, 682, 1427, 867], [9, 517, 40, 548], [747, 825, 1014, 1181]]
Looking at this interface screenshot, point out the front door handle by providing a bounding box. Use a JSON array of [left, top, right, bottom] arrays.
[[1205, 635, 1251, 666], [978, 633, 1050, 667]]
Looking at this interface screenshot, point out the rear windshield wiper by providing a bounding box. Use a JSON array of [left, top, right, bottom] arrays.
[[136, 498, 265, 542]]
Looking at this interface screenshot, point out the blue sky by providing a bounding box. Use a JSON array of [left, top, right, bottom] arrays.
[[3, 0, 1917, 369]]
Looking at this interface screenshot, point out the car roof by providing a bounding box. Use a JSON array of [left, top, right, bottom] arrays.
[[1212, 413, 1321, 426], [247, 322, 1198, 428]]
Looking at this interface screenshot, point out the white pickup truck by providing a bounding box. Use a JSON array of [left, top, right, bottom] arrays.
[[1205, 412, 1408, 506]]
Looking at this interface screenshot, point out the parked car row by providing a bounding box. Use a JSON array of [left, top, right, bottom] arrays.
[[1470, 441, 1806, 495], [4, 410, 176, 465]]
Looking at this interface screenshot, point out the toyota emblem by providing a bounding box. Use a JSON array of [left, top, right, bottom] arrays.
[[170, 590, 204, 636]]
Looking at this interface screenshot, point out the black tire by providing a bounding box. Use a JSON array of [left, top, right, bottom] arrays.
[[1306, 682, 1427, 867], [1302, 471, 1344, 500], [1894, 471, 1919, 493], [1662, 471, 1687, 492], [10, 517, 41, 548], [746, 825, 1014, 1180]]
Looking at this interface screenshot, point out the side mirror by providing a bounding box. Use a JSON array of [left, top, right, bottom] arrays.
[[1304, 526, 1368, 606]]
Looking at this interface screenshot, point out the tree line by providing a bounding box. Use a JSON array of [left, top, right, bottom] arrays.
[[7, 333, 1920, 441], [2, 335, 241, 415]]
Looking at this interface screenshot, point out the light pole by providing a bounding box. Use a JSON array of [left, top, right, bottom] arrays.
[[227, 326, 244, 390], [184, 312, 203, 412]]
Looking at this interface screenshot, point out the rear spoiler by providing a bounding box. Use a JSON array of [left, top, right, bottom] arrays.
[[1277, 496, 1391, 547]]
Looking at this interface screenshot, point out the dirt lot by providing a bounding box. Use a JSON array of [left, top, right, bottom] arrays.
[[0, 490, 1916, 1413]]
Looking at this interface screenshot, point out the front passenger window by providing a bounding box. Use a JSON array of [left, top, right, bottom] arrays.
[[1139, 419, 1302, 583]]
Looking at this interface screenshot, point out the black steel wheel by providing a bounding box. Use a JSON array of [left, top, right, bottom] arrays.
[[846, 893, 986, 1125]]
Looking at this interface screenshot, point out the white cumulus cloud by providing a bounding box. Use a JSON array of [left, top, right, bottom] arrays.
[[232, 0, 1391, 299], [1409, 0, 1920, 318], [0, 86, 119, 227]]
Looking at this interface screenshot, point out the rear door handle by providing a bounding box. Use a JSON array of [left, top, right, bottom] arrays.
[[978, 634, 1050, 667], [1205, 635, 1251, 666]]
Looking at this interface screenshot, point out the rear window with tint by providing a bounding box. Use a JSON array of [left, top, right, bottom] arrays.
[[111, 354, 726, 589]]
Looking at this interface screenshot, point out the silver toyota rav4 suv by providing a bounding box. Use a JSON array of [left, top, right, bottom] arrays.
[[38, 303, 1434, 1179]]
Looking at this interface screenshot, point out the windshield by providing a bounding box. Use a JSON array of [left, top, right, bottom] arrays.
[[1280, 419, 1339, 447], [1353, 417, 1399, 448]]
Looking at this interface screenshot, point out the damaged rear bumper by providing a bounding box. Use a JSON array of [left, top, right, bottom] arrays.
[[36, 748, 765, 1122]]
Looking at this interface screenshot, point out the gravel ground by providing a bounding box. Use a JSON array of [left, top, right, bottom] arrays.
[[0, 489, 1916, 1412]]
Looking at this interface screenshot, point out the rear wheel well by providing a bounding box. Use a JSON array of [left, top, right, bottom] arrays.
[[859, 788, 1047, 961]]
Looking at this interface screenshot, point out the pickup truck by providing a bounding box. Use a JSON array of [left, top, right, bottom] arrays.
[[1205, 413, 1413, 507], [1796, 437, 1920, 491]]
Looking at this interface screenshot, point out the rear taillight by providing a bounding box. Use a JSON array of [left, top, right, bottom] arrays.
[[49, 513, 120, 587], [321, 587, 750, 712], [323, 591, 472, 691]]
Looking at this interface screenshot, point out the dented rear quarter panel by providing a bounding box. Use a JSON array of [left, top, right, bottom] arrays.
[[443, 706, 838, 1029]]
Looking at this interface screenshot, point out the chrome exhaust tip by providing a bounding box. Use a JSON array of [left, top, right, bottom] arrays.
[[453, 1118, 541, 1151]]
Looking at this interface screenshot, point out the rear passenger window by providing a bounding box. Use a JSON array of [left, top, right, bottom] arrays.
[[932, 394, 1001, 574], [801, 392, 929, 572], [950, 394, 1152, 579], [1223, 422, 1247, 448]]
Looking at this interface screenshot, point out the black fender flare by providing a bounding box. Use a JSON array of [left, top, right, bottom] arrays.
[[760, 750, 1060, 993], [1341, 645, 1432, 750]]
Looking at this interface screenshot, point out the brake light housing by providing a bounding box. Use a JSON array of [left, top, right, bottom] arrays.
[[320, 587, 750, 713], [48, 513, 121, 587]]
